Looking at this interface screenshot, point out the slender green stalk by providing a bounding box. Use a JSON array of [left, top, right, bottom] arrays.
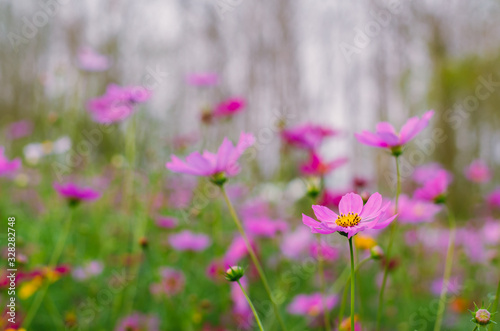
[[24, 207, 74, 328], [316, 234, 331, 331], [473, 326, 479, 331], [490, 276, 500, 331], [339, 257, 371, 325], [220, 186, 287, 331], [237, 280, 265, 331], [376, 155, 401, 330], [433, 206, 456, 331], [349, 237, 356, 331]]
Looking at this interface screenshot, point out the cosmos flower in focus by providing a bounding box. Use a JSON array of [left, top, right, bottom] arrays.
[[6, 120, 33, 140], [281, 123, 338, 150], [150, 267, 185, 297], [115, 313, 160, 331], [212, 97, 246, 118], [355, 110, 434, 154], [302, 193, 397, 238], [414, 170, 452, 203], [86, 84, 151, 124], [300, 152, 348, 177], [166, 132, 255, 185], [53, 182, 101, 205], [77, 47, 111, 72], [464, 159, 492, 183], [186, 72, 219, 86], [396, 195, 442, 224], [169, 230, 211, 252], [287, 293, 338, 317], [0, 147, 21, 177]]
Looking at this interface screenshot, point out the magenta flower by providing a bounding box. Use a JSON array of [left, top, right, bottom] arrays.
[[396, 195, 442, 224], [355, 110, 434, 153], [155, 216, 177, 229], [464, 159, 492, 183], [150, 267, 185, 297], [244, 217, 288, 238], [6, 120, 33, 140], [166, 132, 255, 183], [414, 169, 451, 203], [487, 188, 500, 209], [282, 124, 338, 150], [86, 84, 151, 124], [53, 182, 101, 204], [186, 72, 219, 86], [310, 242, 339, 261], [287, 293, 338, 317], [77, 47, 111, 72], [212, 97, 246, 118], [115, 312, 159, 331], [0, 147, 21, 177], [300, 152, 348, 176], [169, 230, 211, 252], [302, 193, 397, 238]]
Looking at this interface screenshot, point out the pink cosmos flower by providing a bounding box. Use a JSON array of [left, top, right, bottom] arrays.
[[186, 72, 219, 86], [169, 230, 211, 252], [482, 219, 500, 245], [355, 110, 434, 151], [310, 242, 339, 261], [6, 120, 33, 140], [0, 147, 21, 177], [115, 313, 159, 331], [287, 293, 338, 317], [155, 216, 177, 229], [300, 152, 348, 176], [212, 97, 246, 118], [166, 132, 255, 180], [244, 217, 288, 238], [77, 47, 111, 72], [53, 182, 101, 203], [396, 195, 442, 224], [413, 163, 452, 185], [86, 84, 151, 124], [302, 192, 397, 238], [280, 227, 314, 260], [281, 124, 338, 150], [487, 188, 500, 209], [464, 159, 492, 183], [414, 169, 452, 203], [150, 267, 185, 297]]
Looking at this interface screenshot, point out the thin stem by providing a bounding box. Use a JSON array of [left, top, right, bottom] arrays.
[[220, 186, 287, 331], [490, 276, 500, 331], [237, 280, 265, 331], [23, 207, 74, 328], [349, 237, 356, 331], [316, 234, 331, 331], [433, 206, 456, 331], [376, 155, 401, 330], [339, 257, 370, 325]]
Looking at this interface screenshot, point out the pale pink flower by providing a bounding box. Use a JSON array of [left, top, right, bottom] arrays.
[[77, 47, 111, 72], [186, 72, 219, 86], [281, 124, 338, 150], [115, 313, 159, 331], [414, 170, 452, 203], [169, 230, 211, 252], [464, 159, 492, 183], [287, 293, 338, 317], [300, 152, 348, 176], [6, 120, 33, 140], [397, 195, 442, 224]]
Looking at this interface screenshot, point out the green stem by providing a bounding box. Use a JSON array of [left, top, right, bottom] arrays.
[[490, 277, 500, 331], [316, 234, 331, 331], [23, 207, 74, 328], [376, 155, 401, 330], [339, 257, 371, 325], [433, 206, 456, 331], [349, 237, 356, 331], [237, 280, 265, 331], [220, 186, 287, 331]]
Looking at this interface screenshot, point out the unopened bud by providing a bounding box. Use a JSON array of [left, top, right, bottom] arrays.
[[370, 245, 384, 260], [225, 266, 245, 282]]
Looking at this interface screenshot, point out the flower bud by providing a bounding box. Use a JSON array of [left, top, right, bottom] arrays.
[[225, 266, 245, 282], [139, 237, 148, 249], [370, 245, 384, 260], [475, 309, 491, 325], [306, 177, 322, 200], [210, 172, 227, 186]]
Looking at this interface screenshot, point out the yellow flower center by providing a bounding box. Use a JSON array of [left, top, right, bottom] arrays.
[[335, 213, 361, 227]]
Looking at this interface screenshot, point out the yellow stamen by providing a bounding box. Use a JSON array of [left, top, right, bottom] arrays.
[[335, 212, 361, 228]]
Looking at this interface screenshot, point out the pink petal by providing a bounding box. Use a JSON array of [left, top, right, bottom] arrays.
[[355, 131, 388, 148], [359, 192, 382, 219], [376, 122, 397, 135], [338, 193, 363, 216], [312, 205, 338, 222]]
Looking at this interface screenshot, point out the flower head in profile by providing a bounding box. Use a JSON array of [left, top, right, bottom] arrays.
[[169, 230, 211, 252], [0, 147, 21, 177], [300, 152, 348, 177], [77, 47, 111, 72], [115, 312, 159, 331], [302, 192, 397, 238], [186, 72, 219, 87], [465, 159, 491, 183], [53, 182, 101, 206], [281, 123, 338, 150], [414, 169, 452, 203], [212, 97, 246, 118], [86, 84, 151, 124], [287, 293, 338, 317], [355, 110, 434, 155], [166, 132, 255, 185]]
